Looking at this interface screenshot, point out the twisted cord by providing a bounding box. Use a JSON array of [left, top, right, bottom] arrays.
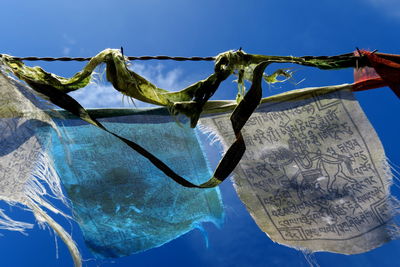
[[7, 52, 359, 62], [9, 55, 216, 62]]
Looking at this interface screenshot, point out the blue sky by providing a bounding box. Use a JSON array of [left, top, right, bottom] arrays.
[[1, 1, 400, 266]]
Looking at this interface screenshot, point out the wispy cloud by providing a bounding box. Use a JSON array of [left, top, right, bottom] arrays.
[[70, 63, 196, 108], [61, 33, 77, 56], [366, 0, 400, 18], [69, 84, 128, 108], [62, 33, 77, 45], [131, 63, 190, 91], [62, 47, 71, 56]]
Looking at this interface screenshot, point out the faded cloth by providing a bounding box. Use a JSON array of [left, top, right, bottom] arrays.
[[0, 71, 81, 266], [37, 110, 224, 258], [200, 88, 395, 254]]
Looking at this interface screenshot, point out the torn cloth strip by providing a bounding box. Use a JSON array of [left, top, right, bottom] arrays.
[[200, 89, 395, 254], [2, 51, 362, 189], [36, 110, 224, 258]]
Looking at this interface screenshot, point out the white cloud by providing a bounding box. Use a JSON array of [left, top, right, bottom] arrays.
[[70, 63, 196, 108], [62, 33, 77, 45], [69, 84, 129, 108], [61, 33, 77, 56], [130, 63, 190, 91], [366, 0, 400, 18], [62, 47, 71, 56]]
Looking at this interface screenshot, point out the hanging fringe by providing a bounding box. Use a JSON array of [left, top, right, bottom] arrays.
[[0, 71, 81, 266], [28, 201, 81, 267]]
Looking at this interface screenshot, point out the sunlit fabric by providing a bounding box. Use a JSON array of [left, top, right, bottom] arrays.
[[200, 88, 397, 254], [37, 110, 224, 258], [2, 48, 400, 266], [0, 71, 82, 266]]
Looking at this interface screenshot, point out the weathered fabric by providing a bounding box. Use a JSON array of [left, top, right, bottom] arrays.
[[0, 49, 360, 111], [200, 88, 396, 254], [0, 51, 392, 190], [37, 111, 224, 258], [0, 71, 81, 266], [1, 49, 398, 264], [0, 52, 261, 189], [0, 67, 223, 264], [354, 50, 400, 97]]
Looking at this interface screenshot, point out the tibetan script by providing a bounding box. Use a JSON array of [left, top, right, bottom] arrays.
[[201, 89, 394, 254]]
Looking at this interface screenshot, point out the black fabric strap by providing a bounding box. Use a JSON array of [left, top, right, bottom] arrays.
[[26, 62, 268, 188]]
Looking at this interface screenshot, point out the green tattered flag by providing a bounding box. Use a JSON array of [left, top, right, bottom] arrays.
[[0, 49, 361, 189]]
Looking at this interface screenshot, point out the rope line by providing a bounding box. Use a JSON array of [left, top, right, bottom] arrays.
[[6, 52, 358, 62], [9, 55, 216, 62]]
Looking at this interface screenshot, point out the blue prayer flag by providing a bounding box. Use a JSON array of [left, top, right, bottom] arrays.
[[38, 110, 224, 258]]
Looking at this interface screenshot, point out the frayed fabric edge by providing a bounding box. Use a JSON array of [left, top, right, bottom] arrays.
[[0, 146, 81, 267], [28, 200, 81, 267]]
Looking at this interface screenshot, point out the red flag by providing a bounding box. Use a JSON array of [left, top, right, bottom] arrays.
[[354, 50, 400, 97]]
